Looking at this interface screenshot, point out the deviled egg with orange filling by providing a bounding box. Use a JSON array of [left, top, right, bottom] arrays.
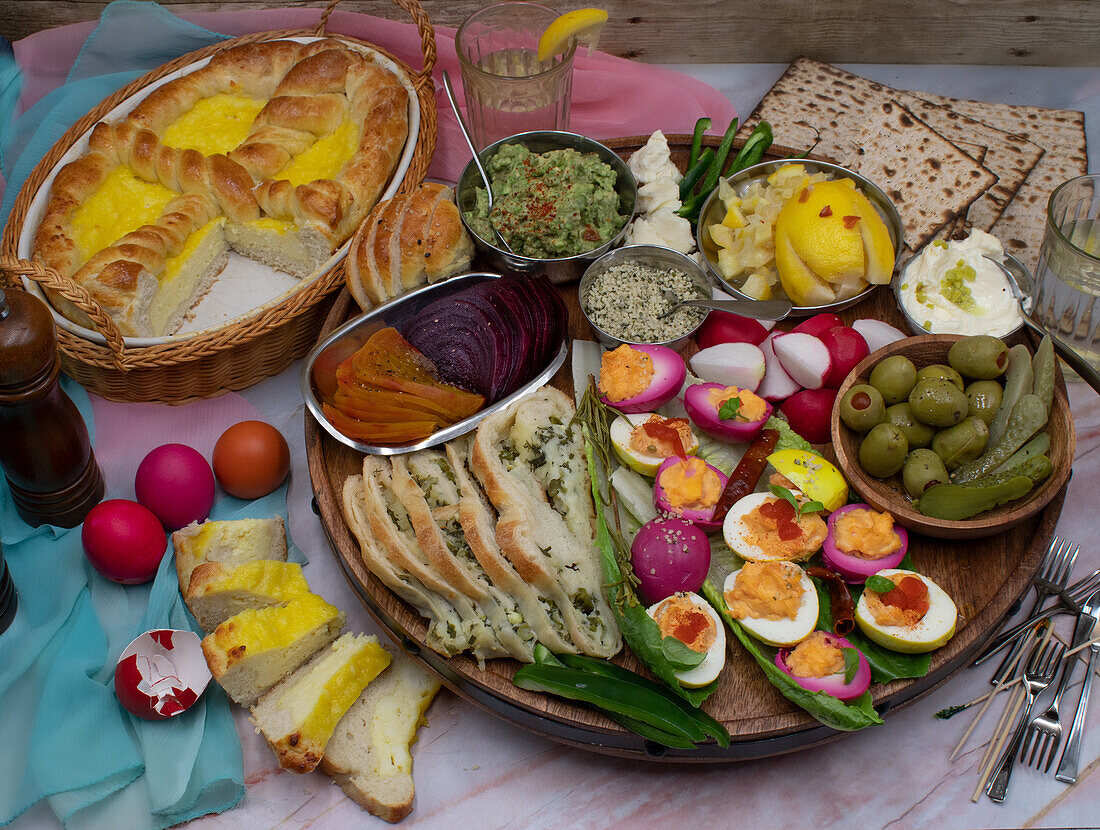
[[646, 591, 726, 687], [610, 413, 699, 476], [653, 456, 729, 532], [723, 561, 818, 647], [854, 569, 957, 653], [598, 344, 686, 414], [722, 492, 828, 562]]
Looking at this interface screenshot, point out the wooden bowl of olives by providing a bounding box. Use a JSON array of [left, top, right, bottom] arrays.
[[831, 333, 1074, 539]]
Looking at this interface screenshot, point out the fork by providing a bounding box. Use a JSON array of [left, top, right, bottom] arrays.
[[1056, 586, 1100, 784], [987, 538, 1078, 683], [1020, 588, 1100, 772], [986, 639, 1067, 802]]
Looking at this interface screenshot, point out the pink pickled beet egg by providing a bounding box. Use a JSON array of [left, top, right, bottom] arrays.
[[135, 444, 215, 531], [82, 499, 168, 584], [630, 517, 712, 604], [684, 382, 773, 443], [823, 503, 908, 583], [775, 632, 871, 700], [653, 456, 729, 533], [599, 344, 686, 414]]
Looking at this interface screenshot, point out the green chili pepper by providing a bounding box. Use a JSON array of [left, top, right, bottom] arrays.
[[512, 664, 708, 742], [688, 117, 711, 169], [678, 147, 715, 201], [699, 116, 740, 196], [726, 121, 774, 176]]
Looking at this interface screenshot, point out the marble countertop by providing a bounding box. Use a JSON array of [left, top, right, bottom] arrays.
[[11, 63, 1100, 830]]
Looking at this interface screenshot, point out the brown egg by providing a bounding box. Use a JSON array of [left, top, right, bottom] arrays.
[[212, 420, 291, 500]]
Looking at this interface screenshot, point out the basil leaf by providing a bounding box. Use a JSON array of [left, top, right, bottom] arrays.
[[798, 499, 825, 517], [844, 627, 931, 684], [841, 647, 861, 684], [702, 581, 884, 731], [718, 396, 742, 421], [865, 574, 896, 594], [768, 484, 800, 512]]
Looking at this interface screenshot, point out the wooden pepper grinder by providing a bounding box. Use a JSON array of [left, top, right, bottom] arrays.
[[0, 287, 104, 528]]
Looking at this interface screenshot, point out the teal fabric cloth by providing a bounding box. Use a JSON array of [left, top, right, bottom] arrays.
[[1, 1, 230, 222], [0, 376, 303, 829]]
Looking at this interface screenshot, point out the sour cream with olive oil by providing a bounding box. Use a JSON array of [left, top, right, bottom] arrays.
[[899, 230, 1022, 336]]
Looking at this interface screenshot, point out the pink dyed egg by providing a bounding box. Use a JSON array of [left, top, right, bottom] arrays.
[[82, 499, 167, 584], [135, 444, 215, 530]]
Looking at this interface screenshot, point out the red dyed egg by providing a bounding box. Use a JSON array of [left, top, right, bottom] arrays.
[[135, 444, 215, 530], [82, 499, 167, 584]]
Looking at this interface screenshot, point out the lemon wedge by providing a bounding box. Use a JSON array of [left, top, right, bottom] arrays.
[[537, 8, 608, 62]]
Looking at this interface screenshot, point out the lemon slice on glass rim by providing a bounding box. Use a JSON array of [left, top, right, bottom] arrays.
[[537, 8, 609, 62]]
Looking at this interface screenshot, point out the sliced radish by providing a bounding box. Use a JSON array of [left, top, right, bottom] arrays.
[[697, 311, 770, 349], [771, 332, 832, 390], [852, 319, 906, 353], [689, 342, 766, 392], [780, 388, 838, 444], [757, 333, 801, 402], [791, 313, 845, 338], [819, 326, 870, 388]]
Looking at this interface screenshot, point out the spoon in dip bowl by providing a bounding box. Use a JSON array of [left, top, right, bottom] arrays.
[[658, 288, 793, 321], [984, 253, 1100, 394], [441, 71, 515, 254]]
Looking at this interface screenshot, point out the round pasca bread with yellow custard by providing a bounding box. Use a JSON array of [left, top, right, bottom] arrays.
[[31, 39, 410, 337]]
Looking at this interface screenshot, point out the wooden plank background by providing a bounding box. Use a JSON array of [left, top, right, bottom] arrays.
[[3, 0, 1099, 66]]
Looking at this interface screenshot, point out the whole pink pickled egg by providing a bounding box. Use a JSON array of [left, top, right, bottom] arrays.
[[134, 443, 215, 530], [82, 499, 167, 584]]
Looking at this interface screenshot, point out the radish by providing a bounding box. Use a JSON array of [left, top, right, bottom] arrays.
[[697, 311, 770, 349], [780, 388, 838, 444], [757, 333, 801, 402], [689, 342, 767, 391], [791, 313, 845, 338], [771, 332, 832, 390], [819, 326, 870, 388], [852, 319, 907, 353]]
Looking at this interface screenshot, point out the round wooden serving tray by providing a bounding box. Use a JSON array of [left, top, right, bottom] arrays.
[[305, 135, 1069, 761]]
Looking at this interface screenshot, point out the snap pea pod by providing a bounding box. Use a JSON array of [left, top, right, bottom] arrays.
[[557, 652, 731, 747], [987, 344, 1033, 447], [688, 117, 712, 169], [917, 455, 1052, 520], [678, 147, 715, 201], [992, 431, 1050, 476], [512, 664, 708, 742], [1031, 335, 1056, 414], [953, 393, 1047, 483]]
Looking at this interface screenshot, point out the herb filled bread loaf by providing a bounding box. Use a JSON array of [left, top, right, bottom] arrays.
[[200, 593, 345, 706], [345, 182, 474, 310], [185, 559, 309, 632], [322, 651, 441, 824], [250, 632, 391, 774], [173, 516, 287, 593]]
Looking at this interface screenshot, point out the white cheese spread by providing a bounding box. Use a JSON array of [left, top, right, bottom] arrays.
[[625, 130, 696, 256]]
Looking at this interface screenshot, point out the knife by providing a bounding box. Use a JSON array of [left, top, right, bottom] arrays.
[[1055, 587, 1100, 784]]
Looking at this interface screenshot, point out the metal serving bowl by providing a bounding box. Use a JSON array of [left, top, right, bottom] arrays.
[[578, 244, 711, 352], [894, 245, 1033, 337], [456, 130, 638, 284], [694, 158, 905, 316]]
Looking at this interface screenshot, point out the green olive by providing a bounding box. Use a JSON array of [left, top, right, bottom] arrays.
[[869, 355, 918, 405], [965, 380, 1004, 426], [915, 363, 965, 390], [840, 384, 886, 432], [948, 335, 1010, 380], [908, 378, 969, 427], [902, 448, 951, 498], [858, 422, 909, 478], [884, 402, 938, 448], [931, 416, 990, 470]]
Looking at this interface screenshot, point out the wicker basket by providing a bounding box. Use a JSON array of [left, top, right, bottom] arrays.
[[0, 0, 438, 403]]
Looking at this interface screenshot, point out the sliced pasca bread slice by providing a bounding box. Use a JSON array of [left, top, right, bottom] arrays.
[[321, 651, 441, 823], [342, 474, 480, 659], [185, 559, 309, 632], [201, 592, 345, 705], [250, 632, 391, 774], [173, 517, 287, 594], [471, 387, 621, 658]]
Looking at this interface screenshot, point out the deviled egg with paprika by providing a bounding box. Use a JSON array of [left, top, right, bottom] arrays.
[[855, 569, 957, 653], [775, 631, 872, 701], [722, 492, 828, 562], [823, 504, 908, 583], [610, 413, 699, 476], [598, 343, 686, 414], [653, 456, 729, 532], [723, 561, 818, 647], [647, 591, 726, 687]]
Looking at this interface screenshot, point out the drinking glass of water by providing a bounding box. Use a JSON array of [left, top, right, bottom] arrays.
[[1032, 174, 1100, 375], [456, 3, 576, 149]]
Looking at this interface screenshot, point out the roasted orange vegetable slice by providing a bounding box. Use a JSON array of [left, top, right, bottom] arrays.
[[322, 404, 439, 444]]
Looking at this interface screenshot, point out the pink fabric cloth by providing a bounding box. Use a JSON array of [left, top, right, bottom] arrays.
[[13, 6, 736, 182]]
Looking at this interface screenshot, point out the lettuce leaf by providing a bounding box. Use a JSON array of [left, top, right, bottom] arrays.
[[764, 414, 812, 454]]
